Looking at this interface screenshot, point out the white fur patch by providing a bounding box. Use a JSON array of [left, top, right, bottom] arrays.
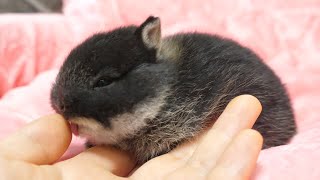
[[69, 88, 170, 145]]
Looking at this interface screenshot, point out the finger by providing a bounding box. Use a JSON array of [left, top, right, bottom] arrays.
[[0, 157, 122, 180], [130, 140, 199, 179], [0, 158, 61, 180], [0, 114, 71, 165], [186, 95, 262, 172], [0, 146, 134, 180], [208, 129, 263, 180], [56, 146, 135, 178]]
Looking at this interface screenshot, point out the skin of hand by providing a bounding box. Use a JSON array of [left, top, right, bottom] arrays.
[[0, 95, 263, 180]]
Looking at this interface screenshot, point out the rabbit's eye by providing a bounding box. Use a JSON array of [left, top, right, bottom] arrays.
[[95, 79, 112, 88]]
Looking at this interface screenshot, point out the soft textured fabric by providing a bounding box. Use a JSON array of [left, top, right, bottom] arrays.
[[0, 0, 319, 179]]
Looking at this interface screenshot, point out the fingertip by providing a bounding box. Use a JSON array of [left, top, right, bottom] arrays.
[[231, 94, 262, 112], [29, 114, 73, 162], [239, 129, 264, 151], [219, 94, 263, 131], [224, 95, 263, 128], [0, 114, 72, 164], [37, 114, 72, 141], [251, 129, 263, 146], [44, 114, 72, 141]]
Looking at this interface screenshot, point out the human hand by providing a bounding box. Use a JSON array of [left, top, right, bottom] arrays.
[[0, 95, 263, 180]]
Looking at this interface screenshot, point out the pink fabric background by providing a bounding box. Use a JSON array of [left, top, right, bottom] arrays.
[[0, 0, 319, 179]]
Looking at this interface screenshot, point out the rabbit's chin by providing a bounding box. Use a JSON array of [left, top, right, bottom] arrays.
[[67, 116, 139, 145]]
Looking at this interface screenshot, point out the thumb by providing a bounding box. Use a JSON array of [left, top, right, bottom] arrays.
[[0, 114, 72, 165]]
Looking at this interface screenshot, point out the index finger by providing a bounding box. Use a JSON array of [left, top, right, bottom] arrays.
[[186, 95, 262, 173]]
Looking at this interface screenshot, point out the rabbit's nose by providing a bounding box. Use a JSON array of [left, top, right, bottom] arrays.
[[55, 90, 71, 114], [54, 100, 72, 116], [52, 100, 66, 114], [58, 103, 66, 113], [57, 97, 73, 113]]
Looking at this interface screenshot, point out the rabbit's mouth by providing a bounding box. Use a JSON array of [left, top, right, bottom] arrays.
[[67, 116, 133, 145], [69, 123, 79, 136], [68, 117, 105, 139]]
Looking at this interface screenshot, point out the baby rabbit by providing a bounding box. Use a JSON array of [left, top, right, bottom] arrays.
[[51, 16, 297, 164]]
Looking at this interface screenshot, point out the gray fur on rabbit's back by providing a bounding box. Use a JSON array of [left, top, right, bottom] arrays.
[[117, 33, 297, 163]]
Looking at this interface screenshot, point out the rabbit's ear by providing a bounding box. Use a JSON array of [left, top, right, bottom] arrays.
[[135, 16, 161, 50]]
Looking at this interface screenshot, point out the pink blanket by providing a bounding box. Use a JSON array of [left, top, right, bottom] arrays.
[[0, 0, 319, 179]]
